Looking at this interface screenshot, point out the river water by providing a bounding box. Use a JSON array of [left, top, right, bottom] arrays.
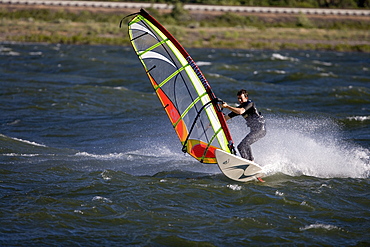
[[1, 43, 369, 246]]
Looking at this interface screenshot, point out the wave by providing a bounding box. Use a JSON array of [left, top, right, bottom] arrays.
[[75, 144, 182, 161], [0, 134, 78, 165], [74, 145, 219, 176], [75, 152, 127, 160], [2, 114, 368, 180], [74, 114, 370, 180], [347, 116, 370, 122], [271, 53, 299, 62], [3, 153, 43, 157], [228, 116, 370, 179], [196, 61, 212, 66], [312, 60, 333, 67], [0, 134, 46, 147], [299, 223, 344, 232], [0, 45, 20, 56], [0, 132, 218, 176]]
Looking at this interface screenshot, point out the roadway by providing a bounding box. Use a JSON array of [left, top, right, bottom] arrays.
[[1, 0, 369, 16]]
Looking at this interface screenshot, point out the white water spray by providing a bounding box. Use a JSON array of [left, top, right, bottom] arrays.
[[228, 116, 370, 179]]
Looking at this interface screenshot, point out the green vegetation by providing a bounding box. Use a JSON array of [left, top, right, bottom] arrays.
[[0, 5, 369, 51], [1, 6, 368, 30], [0, 8, 118, 23], [84, 0, 370, 9]]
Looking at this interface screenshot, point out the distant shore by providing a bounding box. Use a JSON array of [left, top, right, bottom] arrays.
[[2, 0, 369, 16], [1, 3, 369, 52]]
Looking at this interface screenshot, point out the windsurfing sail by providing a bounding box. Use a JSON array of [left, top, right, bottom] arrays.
[[126, 9, 235, 164]]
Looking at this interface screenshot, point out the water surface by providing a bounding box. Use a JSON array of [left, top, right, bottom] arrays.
[[1, 43, 369, 246]]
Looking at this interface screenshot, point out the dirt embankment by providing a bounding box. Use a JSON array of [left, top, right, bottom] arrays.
[[1, 3, 369, 51]]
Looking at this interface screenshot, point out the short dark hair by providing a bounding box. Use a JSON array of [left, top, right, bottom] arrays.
[[237, 89, 248, 98]]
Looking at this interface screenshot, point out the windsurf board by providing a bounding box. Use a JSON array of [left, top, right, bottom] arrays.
[[215, 149, 265, 182]]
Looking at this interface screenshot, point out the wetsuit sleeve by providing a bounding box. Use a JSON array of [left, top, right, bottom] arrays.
[[227, 111, 238, 119], [227, 101, 253, 119]]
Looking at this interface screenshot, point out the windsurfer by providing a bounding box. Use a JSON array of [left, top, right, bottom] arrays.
[[222, 89, 266, 162]]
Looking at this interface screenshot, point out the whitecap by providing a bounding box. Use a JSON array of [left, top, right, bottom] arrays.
[[75, 152, 125, 160], [347, 116, 370, 121], [1, 134, 47, 147], [92, 196, 112, 203], [319, 72, 336, 77], [319, 184, 331, 189], [29, 51, 42, 56], [196, 61, 212, 66], [0, 46, 12, 52], [0, 46, 20, 56], [271, 53, 299, 62], [101, 170, 112, 181], [6, 119, 21, 125], [227, 184, 242, 191], [6, 51, 20, 56], [300, 223, 341, 231], [266, 69, 286, 74], [313, 60, 333, 66], [275, 190, 284, 196], [2, 153, 40, 157], [207, 73, 221, 78], [112, 86, 129, 90]]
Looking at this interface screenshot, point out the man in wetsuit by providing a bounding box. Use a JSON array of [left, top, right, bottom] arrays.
[[222, 89, 266, 162]]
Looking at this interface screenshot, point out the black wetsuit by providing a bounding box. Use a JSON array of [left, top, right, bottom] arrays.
[[228, 100, 266, 161]]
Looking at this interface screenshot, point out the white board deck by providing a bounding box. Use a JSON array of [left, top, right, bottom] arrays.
[[215, 149, 265, 182]]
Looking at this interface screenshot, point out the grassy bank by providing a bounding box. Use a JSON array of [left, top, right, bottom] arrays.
[[1, 6, 369, 52]]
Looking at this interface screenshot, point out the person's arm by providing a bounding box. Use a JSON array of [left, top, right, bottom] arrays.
[[222, 102, 246, 116]]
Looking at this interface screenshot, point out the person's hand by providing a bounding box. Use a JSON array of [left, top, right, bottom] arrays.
[[222, 102, 228, 109]]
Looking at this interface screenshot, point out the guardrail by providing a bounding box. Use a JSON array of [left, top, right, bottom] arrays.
[[1, 0, 369, 16]]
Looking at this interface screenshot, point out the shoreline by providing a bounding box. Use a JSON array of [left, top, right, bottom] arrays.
[[1, 3, 369, 52]]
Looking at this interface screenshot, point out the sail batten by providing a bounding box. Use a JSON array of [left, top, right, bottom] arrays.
[[155, 64, 190, 90], [137, 38, 170, 57], [128, 9, 235, 163], [173, 92, 207, 128]]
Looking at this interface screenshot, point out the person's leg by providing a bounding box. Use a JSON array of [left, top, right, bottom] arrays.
[[237, 126, 266, 161], [237, 139, 253, 161]]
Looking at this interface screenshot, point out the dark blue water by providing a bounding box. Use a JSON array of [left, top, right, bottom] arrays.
[[1, 43, 369, 246]]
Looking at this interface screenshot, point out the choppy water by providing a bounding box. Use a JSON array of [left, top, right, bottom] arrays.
[[1, 43, 369, 246]]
